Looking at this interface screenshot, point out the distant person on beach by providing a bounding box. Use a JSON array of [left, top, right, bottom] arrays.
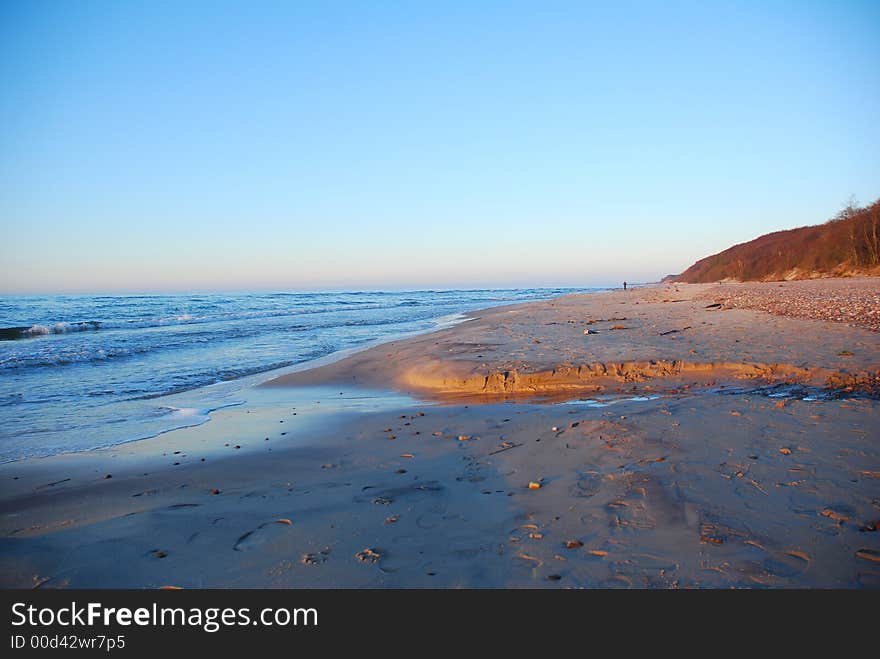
[[623, 281, 627, 290]]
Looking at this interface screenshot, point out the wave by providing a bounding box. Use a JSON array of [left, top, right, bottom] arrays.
[[0, 303, 416, 340], [0, 289, 588, 342], [0, 321, 102, 340]]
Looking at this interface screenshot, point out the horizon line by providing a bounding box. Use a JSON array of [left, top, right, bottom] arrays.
[[0, 280, 650, 297]]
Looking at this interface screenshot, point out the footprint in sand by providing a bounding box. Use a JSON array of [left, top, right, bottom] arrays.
[[855, 548, 880, 564], [233, 519, 294, 552], [570, 470, 601, 498], [762, 550, 810, 578], [301, 549, 330, 566]]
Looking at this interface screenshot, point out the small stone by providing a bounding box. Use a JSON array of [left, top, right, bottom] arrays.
[[701, 534, 724, 545]]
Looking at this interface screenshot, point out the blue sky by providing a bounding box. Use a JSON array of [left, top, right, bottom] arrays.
[[1, 1, 878, 293]]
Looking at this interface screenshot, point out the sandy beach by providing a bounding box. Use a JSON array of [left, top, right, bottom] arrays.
[[2, 280, 879, 588]]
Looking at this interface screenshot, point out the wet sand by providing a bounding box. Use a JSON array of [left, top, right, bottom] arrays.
[[1, 281, 879, 588]]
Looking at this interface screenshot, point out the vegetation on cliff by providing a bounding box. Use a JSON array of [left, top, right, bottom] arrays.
[[674, 199, 880, 282]]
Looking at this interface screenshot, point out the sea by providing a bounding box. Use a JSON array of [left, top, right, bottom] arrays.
[[0, 288, 595, 462]]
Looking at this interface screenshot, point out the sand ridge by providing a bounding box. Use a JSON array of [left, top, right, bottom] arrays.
[[266, 280, 880, 400]]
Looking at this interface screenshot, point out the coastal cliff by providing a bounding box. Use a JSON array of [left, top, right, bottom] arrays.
[[673, 199, 880, 282]]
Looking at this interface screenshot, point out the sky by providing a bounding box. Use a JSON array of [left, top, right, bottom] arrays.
[[1, 1, 879, 294]]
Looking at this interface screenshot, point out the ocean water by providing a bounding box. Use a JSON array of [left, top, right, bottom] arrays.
[[0, 288, 591, 462]]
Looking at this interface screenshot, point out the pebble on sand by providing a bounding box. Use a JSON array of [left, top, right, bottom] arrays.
[[356, 548, 381, 564]]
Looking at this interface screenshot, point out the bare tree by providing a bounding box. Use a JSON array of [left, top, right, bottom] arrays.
[[839, 197, 860, 266], [865, 200, 880, 266]]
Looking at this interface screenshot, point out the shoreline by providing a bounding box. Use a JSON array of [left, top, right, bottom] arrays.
[[2, 279, 878, 588], [0, 306, 485, 465], [1, 287, 595, 465]]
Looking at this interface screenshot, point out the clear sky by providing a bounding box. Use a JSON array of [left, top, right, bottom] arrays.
[[1, 1, 878, 294]]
